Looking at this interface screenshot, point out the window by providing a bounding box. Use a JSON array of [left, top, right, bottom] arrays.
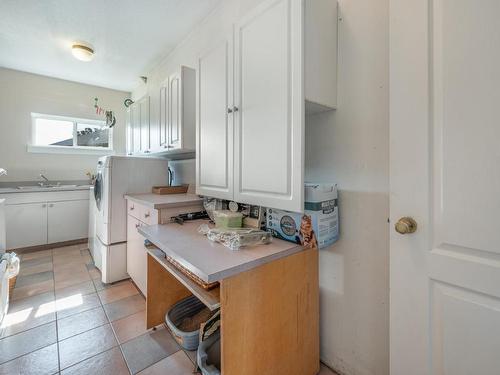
[[29, 113, 113, 155]]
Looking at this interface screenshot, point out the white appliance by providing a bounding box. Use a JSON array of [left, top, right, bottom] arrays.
[[93, 156, 168, 283], [88, 187, 98, 269], [0, 199, 8, 324]]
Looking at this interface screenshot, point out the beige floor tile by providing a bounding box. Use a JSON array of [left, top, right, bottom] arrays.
[[103, 294, 146, 322], [98, 281, 139, 305], [121, 327, 180, 374], [138, 350, 194, 375], [19, 256, 52, 269], [54, 271, 91, 290], [53, 262, 88, 275], [52, 245, 81, 256], [318, 364, 339, 375], [0, 291, 56, 338], [15, 271, 53, 288], [55, 280, 96, 300], [111, 310, 147, 344], [58, 324, 118, 370], [20, 249, 53, 261], [0, 322, 57, 364], [56, 292, 101, 319], [61, 347, 129, 375], [18, 261, 53, 277], [0, 343, 59, 375], [88, 268, 101, 280], [57, 306, 109, 340], [53, 254, 87, 266], [12, 279, 54, 301]]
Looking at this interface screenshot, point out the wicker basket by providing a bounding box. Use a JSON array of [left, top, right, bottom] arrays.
[[8, 275, 17, 298]]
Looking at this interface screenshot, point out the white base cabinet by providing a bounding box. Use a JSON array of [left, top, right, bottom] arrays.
[[126, 215, 147, 295], [48, 200, 89, 244], [1, 190, 89, 250], [6, 203, 48, 249]]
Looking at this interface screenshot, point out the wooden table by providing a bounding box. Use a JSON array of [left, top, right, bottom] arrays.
[[140, 220, 319, 375]]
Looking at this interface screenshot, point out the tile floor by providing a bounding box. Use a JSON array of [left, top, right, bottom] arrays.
[[0, 243, 337, 375]]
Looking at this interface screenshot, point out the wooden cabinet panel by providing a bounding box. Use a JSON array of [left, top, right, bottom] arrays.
[[6, 203, 47, 249], [196, 37, 234, 200], [48, 200, 88, 243]]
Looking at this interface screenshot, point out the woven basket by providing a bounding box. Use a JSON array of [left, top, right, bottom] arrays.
[[8, 275, 17, 298]]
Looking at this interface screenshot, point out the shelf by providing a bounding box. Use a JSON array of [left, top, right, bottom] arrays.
[[147, 247, 220, 311]]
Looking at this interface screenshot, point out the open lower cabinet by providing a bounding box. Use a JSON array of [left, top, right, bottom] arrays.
[[146, 245, 319, 375]]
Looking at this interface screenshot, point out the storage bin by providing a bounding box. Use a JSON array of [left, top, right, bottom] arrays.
[[165, 295, 214, 351], [197, 329, 221, 375]]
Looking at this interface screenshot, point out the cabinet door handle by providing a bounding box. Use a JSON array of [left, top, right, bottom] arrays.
[[227, 107, 233, 114], [42, 204, 47, 208], [130, 206, 135, 210], [48, 204, 54, 208], [144, 213, 150, 218], [135, 223, 140, 228], [232, 106, 239, 112]]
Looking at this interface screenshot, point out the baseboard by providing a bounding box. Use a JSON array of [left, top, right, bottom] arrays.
[[8, 238, 88, 254]]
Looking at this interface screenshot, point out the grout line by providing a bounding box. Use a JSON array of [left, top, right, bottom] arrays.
[[58, 343, 121, 373], [51, 250, 62, 375]]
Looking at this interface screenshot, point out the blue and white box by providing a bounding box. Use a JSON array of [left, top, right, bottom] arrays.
[[266, 183, 339, 249]]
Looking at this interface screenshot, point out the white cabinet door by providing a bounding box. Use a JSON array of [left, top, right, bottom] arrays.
[[234, 0, 304, 212], [196, 36, 234, 200], [6, 203, 47, 249], [169, 71, 182, 150], [126, 216, 147, 296], [149, 85, 161, 153], [48, 200, 89, 243], [159, 80, 169, 151], [131, 103, 141, 154], [139, 96, 150, 152]]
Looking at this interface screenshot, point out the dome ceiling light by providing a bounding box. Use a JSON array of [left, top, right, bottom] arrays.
[[71, 42, 94, 62]]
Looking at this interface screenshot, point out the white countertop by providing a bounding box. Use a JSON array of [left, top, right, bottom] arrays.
[[124, 193, 203, 209], [138, 219, 306, 283], [0, 185, 91, 194]]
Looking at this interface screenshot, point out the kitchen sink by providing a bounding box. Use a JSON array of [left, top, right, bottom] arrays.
[[17, 184, 80, 190]]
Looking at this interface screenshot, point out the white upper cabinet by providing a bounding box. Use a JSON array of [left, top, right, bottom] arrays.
[[305, 0, 338, 114], [233, 0, 304, 212], [196, 36, 234, 200], [127, 67, 195, 157], [139, 96, 150, 153]]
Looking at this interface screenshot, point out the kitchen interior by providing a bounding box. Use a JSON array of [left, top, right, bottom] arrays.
[[0, 0, 393, 375]]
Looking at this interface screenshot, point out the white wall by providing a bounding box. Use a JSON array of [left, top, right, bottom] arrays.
[[133, 1, 389, 374], [0, 68, 129, 182], [305, 1, 389, 374]]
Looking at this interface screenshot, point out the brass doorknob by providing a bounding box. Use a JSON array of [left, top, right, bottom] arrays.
[[395, 217, 417, 234]]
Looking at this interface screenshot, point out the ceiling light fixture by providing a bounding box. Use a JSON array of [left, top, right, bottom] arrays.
[[72, 42, 94, 62]]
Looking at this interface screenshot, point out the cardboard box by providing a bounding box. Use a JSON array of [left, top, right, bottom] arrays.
[[266, 183, 339, 249]]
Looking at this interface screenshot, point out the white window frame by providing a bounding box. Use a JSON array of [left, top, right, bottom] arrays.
[[28, 113, 115, 155]]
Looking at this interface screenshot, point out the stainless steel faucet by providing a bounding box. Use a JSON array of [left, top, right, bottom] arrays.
[[39, 174, 49, 182]]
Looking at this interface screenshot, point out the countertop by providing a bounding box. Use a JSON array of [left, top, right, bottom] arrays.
[[138, 219, 306, 283], [0, 185, 91, 194], [124, 193, 203, 209]]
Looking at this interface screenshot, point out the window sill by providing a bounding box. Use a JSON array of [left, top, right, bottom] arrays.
[[27, 145, 115, 156]]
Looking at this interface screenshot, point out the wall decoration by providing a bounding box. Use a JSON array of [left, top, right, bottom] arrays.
[[94, 97, 116, 128]]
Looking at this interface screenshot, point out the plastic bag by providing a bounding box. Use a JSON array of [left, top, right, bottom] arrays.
[[1, 252, 20, 279], [203, 228, 272, 251]]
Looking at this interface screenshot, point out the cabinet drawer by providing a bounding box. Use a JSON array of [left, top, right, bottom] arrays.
[[127, 200, 158, 225]]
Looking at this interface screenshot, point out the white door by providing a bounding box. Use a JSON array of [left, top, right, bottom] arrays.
[[234, 0, 304, 212], [126, 216, 147, 296], [48, 200, 89, 243], [196, 35, 234, 200], [169, 71, 182, 150], [390, 1, 500, 374], [6, 203, 47, 249]]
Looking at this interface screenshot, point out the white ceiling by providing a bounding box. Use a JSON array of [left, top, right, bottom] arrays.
[[0, 0, 221, 92]]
